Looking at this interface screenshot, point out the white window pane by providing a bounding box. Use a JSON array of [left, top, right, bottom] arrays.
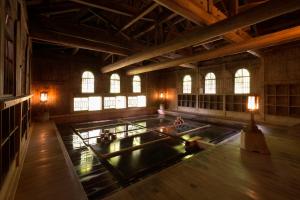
[[183, 75, 192, 94], [133, 75, 141, 93], [138, 95, 146, 107], [234, 69, 250, 94], [116, 96, 126, 109], [110, 73, 120, 93], [82, 71, 94, 93], [205, 73, 216, 94], [104, 97, 116, 109], [74, 97, 88, 111], [88, 96, 102, 111], [128, 96, 138, 107]]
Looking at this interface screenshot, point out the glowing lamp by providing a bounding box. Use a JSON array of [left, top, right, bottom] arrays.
[[40, 92, 48, 103], [159, 92, 165, 100], [240, 95, 270, 155], [247, 96, 259, 111]]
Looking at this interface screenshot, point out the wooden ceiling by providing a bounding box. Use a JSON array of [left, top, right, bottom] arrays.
[[26, 0, 300, 74]]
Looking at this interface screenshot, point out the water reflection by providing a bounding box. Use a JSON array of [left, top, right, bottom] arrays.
[[109, 140, 120, 153], [72, 135, 84, 149], [80, 151, 93, 174]]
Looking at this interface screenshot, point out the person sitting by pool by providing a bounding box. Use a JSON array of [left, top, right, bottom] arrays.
[[174, 116, 185, 128]]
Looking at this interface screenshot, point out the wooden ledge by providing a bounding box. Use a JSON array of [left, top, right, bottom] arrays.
[[0, 95, 33, 110]]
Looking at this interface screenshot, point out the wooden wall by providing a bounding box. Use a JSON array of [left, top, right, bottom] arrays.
[[159, 43, 300, 126], [0, 0, 32, 199], [31, 50, 160, 120]]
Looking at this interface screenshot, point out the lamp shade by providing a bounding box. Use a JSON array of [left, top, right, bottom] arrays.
[[247, 96, 259, 111], [159, 92, 165, 100], [40, 92, 48, 103]]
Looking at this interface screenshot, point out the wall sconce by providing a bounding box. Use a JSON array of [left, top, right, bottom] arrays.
[[40, 91, 48, 103], [159, 92, 165, 100], [240, 95, 270, 154]]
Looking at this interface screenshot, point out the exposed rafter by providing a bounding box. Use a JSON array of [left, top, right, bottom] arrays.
[[69, 0, 155, 22], [101, 0, 300, 73], [119, 3, 158, 32], [31, 27, 129, 56], [127, 25, 300, 75], [134, 13, 177, 39], [154, 0, 259, 56]]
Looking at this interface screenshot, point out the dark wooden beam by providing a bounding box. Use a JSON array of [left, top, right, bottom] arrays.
[[31, 28, 129, 56], [69, 0, 155, 22], [120, 3, 158, 32], [30, 29, 128, 56], [134, 13, 177, 39], [154, 0, 259, 56], [101, 0, 300, 73], [127, 25, 300, 75]]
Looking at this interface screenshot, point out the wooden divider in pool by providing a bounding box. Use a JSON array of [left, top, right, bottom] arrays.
[[177, 125, 211, 136], [96, 136, 171, 159]]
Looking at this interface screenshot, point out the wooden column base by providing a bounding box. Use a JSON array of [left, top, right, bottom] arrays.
[[240, 127, 270, 155]]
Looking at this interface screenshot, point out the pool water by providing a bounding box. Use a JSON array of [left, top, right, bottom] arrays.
[[59, 115, 239, 199]]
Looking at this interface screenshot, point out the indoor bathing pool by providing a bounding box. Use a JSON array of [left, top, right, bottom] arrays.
[[57, 115, 239, 199]]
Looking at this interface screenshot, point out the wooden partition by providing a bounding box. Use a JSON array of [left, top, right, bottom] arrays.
[[265, 84, 300, 117], [178, 94, 248, 113], [0, 95, 31, 190]]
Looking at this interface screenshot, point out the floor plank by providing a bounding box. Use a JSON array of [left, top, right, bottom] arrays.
[[14, 121, 87, 200], [103, 125, 300, 200]]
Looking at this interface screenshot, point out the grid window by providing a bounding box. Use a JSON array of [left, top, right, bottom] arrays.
[[116, 96, 126, 109], [82, 71, 94, 93], [88, 96, 102, 111], [205, 72, 216, 94], [128, 96, 138, 107], [183, 75, 192, 94], [138, 95, 146, 107], [128, 96, 146, 107], [133, 75, 141, 93], [110, 73, 120, 93], [74, 97, 89, 111], [74, 97, 102, 111], [235, 68, 250, 94], [104, 97, 116, 109]]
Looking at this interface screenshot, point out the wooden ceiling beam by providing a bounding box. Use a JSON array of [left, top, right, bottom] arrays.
[[120, 3, 158, 32], [31, 28, 129, 56], [69, 0, 155, 22], [134, 13, 177, 39], [154, 0, 258, 55], [127, 25, 300, 75], [239, 0, 269, 13], [101, 0, 300, 73]]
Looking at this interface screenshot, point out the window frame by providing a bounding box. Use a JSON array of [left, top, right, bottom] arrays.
[[183, 75, 192, 94], [110, 73, 120, 93], [81, 71, 95, 93], [132, 75, 141, 93], [204, 72, 216, 94], [234, 68, 250, 94]]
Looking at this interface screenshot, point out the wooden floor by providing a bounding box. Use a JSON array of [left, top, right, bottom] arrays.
[[104, 125, 300, 200], [14, 121, 87, 200], [14, 121, 300, 200]]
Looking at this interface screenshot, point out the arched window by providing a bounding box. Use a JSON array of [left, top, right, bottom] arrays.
[[82, 71, 94, 93], [234, 68, 250, 94], [110, 73, 120, 93], [205, 72, 216, 94], [183, 75, 192, 94], [133, 75, 141, 93]]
